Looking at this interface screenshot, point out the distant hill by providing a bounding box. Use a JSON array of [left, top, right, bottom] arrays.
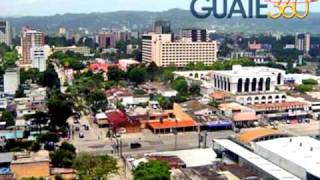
[[3, 9, 320, 34]]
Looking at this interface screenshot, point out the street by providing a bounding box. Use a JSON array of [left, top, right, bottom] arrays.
[[68, 113, 320, 156]]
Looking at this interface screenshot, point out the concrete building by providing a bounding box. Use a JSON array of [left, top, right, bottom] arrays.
[[213, 139, 300, 180], [30, 46, 47, 72], [254, 137, 320, 180], [181, 28, 208, 42], [58, 27, 66, 36], [212, 65, 285, 95], [53, 45, 90, 55], [295, 33, 311, 55], [0, 21, 11, 46], [21, 27, 45, 65], [98, 31, 116, 49], [3, 68, 20, 95], [154, 20, 171, 34], [142, 33, 217, 67], [11, 151, 50, 179]]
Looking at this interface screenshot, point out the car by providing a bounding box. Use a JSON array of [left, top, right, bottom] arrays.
[[83, 125, 89, 131], [73, 119, 80, 124], [75, 127, 80, 131], [129, 142, 142, 149], [79, 132, 84, 138]]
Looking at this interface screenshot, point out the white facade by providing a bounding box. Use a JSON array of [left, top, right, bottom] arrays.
[[0, 21, 11, 46], [212, 65, 285, 95], [3, 68, 20, 95], [295, 33, 311, 55], [142, 33, 217, 67], [31, 46, 48, 72]]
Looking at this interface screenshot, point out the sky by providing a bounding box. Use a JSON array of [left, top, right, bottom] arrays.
[[1, 0, 320, 17]]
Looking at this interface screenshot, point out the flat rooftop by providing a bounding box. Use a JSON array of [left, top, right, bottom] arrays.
[[256, 137, 320, 178], [147, 148, 217, 167], [214, 65, 284, 77], [214, 139, 300, 180]]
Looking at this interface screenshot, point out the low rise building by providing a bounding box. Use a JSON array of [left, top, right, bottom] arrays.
[[254, 136, 320, 180], [11, 151, 50, 179], [3, 68, 20, 96], [249, 101, 310, 122], [53, 46, 90, 55]]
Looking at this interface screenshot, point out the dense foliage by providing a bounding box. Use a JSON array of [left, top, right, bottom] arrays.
[[133, 160, 170, 180]]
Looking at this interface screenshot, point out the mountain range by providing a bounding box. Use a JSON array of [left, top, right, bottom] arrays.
[[3, 9, 320, 35]]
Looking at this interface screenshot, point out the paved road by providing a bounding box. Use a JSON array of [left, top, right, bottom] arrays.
[[67, 114, 235, 155], [69, 113, 320, 156]]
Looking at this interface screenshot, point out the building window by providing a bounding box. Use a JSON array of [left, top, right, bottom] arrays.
[[245, 78, 250, 92], [252, 78, 257, 92], [266, 78, 271, 91], [277, 73, 282, 85], [237, 78, 243, 93], [259, 78, 264, 91]]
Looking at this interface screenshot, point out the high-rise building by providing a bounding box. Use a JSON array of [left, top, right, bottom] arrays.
[[0, 21, 12, 46], [3, 68, 20, 95], [154, 20, 171, 34], [98, 31, 116, 49], [181, 29, 208, 42], [58, 27, 66, 37], [31, 46, 49, 72], [142, 33, 217, 67], [21, 27, 45, 65], [295, 33, 311, 55]]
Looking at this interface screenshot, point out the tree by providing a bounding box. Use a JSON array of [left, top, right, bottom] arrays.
[[132, 160, 170, 180], [51, 142, 76, 168], [302, 79, 318, 85], [107, 66, 125, 82], [171, 77, 189, 96], [39, 64, 60, 89], [60, 142, 76, 153], [296, 84, 314, 93], [51, 149, 75, 168], [48, 93, 73, 128], [1, 110, 15, 127], [189, 84, 201, 96], [15, 85, 26, 98], [155, 95, 172, 109], [37, 132, 60, 144], [73, 153, 118, 180], [87, 89, 108, 113], [209, 100, 220, 108], [128, 67, 147, 85]]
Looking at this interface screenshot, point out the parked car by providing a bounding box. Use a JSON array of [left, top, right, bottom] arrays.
[[79, 132, 84, 138], [129, 142, 142, 149], [83, 125, 89, 131], [75, 127, 80, 131]]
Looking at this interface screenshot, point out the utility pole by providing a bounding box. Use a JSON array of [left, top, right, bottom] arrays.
[[173, 128, 178, 150], [203, 131, 208, 148]]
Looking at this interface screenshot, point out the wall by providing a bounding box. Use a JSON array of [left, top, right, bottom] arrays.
[[11, 161, 50, 179]]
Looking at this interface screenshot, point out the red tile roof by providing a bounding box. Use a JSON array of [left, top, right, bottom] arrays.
[[149, 120, 198, 129], [233, 113, 257, 122], [106, 110, 128, 127]]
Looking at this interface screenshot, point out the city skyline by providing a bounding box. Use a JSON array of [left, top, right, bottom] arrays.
[[1, 0, 320, 17]]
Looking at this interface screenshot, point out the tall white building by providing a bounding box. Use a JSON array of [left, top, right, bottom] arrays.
[[30, 46, 49, 72], [295, 33, 311, 55], [0, 21, 12, 46], [4, 68, 20, 95], [142, 33, 217, 67]]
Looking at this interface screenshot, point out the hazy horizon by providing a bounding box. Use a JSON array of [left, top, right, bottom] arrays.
[[1, 0, 320, 17]]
